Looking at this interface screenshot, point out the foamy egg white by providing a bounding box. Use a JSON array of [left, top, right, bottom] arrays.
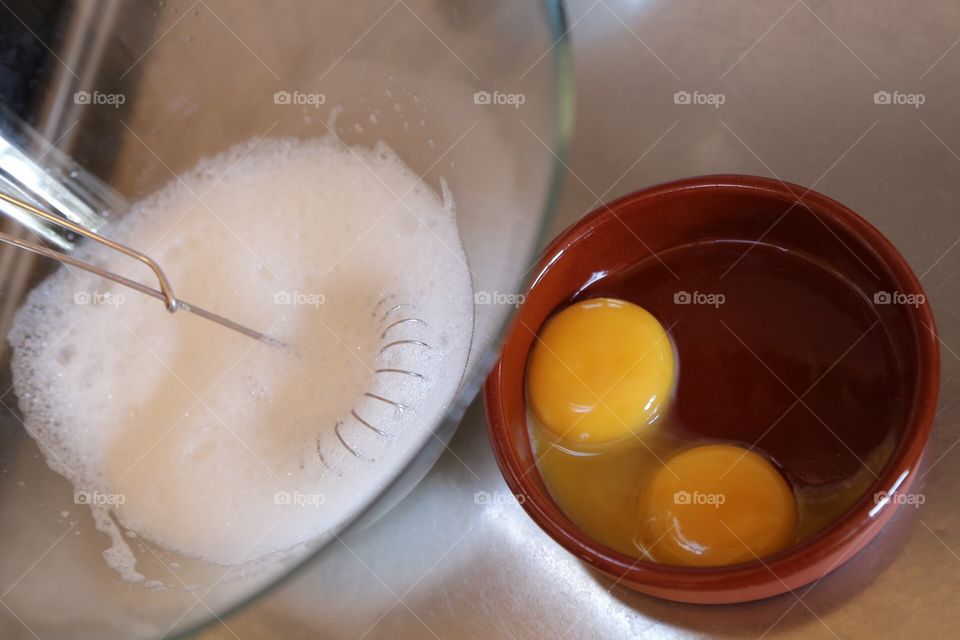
[[8, 136, 473, 568]]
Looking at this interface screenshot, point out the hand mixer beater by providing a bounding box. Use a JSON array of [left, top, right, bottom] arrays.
[[0, 189, 282, 347]]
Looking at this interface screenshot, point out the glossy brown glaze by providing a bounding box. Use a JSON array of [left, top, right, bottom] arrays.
[[484, 175, 940, 604], [581, 241, 904, 489]]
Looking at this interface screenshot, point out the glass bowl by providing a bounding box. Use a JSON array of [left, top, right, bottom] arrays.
[[0, 1, 572, 637]]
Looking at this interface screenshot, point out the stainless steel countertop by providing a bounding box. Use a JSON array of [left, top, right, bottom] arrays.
[[200, 1, 960, 637]]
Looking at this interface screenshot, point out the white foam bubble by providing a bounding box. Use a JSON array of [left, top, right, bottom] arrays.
[[9, 136, 473, 568]]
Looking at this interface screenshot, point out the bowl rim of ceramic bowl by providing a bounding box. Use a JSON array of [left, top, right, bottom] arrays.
[[484, 173, 940, 604]]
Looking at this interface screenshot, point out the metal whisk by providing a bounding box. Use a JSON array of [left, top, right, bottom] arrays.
[[0, 190, 281, 346]]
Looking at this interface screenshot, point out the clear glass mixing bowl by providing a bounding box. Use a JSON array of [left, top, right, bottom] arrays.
[[0, 1, 571, 637]]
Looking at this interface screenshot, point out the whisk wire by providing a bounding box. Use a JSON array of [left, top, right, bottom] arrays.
[[0, 190, 281, 346]]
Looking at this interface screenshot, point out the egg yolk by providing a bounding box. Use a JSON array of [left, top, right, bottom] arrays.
[[527, 297, 675, 448], [638, 444, 797, 567]]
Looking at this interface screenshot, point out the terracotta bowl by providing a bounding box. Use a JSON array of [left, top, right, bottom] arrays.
[[483, 174, 940, 604]]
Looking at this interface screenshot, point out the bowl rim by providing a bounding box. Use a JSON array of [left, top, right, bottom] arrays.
[[484, 173, 941, 602]]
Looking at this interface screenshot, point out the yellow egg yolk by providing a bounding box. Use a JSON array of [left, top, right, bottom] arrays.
[[638, 444, 798, 567], [526, 297, 675, 448]]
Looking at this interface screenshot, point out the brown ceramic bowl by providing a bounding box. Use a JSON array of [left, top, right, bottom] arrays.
[[484, 174, 940, 604]]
